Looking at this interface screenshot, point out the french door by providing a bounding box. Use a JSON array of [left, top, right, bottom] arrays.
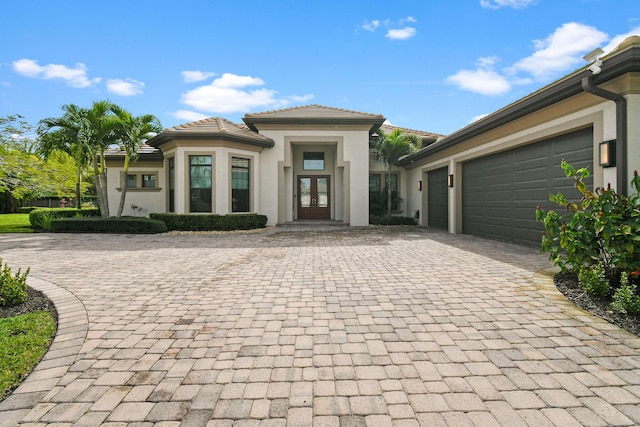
[[297, 175, 330, 219]]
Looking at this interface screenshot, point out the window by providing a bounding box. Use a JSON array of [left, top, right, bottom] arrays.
[[142, 174, 156, 188], [168, 157, 175, 212], [303, 152, 324, 170], [126, 174, 137, 188], [190, 155, 212, 213], [232, 157, 250, 212], [122, 172, 159, 190]]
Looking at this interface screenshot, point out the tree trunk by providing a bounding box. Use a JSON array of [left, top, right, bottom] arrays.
[[75, 180, 81, 209], [95, 172, 110, 217], [117, 183, 127, 217]]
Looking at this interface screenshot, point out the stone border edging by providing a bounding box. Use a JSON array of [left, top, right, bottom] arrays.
[[0, 276, 88, 425]]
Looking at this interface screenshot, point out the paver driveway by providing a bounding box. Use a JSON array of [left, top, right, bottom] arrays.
[[0, 226, 639, 426]]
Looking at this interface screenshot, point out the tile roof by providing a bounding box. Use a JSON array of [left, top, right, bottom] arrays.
[[243, 104, 386, 131], [104, 143, 163, 161], [148, 117, 274, 148], [379, 124, 444, 146]]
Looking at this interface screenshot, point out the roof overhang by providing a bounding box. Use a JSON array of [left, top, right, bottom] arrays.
[[243, 117, 385, 132], [148, 131, 275, 149], [399, 42, 640, 166]]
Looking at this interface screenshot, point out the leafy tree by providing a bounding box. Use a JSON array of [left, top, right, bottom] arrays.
[[0, 115, 75, 212], [111, 106, 162, 217], [39, 101, 121, 216], [372, 128, 422, 216]]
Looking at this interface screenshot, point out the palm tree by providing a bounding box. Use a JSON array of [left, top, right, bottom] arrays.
[[373, 128, 422, 216], [111, 106, 162, 217], [39, 101, 121, 216], [38, 104, 91, 209]]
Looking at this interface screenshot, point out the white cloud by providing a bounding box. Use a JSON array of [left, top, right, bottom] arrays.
[[180, 72, 313, 114], [362, 20, 380, 32], [510, 22, 608, 80], [386, 27, 416, 40], [12, 58, 101, 88], [172, 110, 209, 122], [480, 0, 535, 9], [106, 78, 144, 96], [446, 69, 511, 96], [602, 26, 640, 54], [446, 56, 511, 96], [181, 70, 216, 83]]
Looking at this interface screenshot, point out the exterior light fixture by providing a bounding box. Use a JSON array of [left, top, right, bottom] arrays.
[[417, 180, 422, 191], [447, 174, 454, 187], [599, 140, 616, 167], [583, 47, 604, 75]]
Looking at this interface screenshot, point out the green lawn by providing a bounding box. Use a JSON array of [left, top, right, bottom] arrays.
[[0, 214, 33, 233], [0, 311, 56, 399]]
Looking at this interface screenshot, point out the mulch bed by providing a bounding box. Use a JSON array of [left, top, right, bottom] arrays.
[[0, 287, 58, 323], [554, 272, 640, 337]]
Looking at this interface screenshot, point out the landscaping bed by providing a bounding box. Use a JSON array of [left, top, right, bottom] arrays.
[[555, 272, 640, 337]]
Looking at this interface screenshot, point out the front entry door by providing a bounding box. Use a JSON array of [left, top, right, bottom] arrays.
[[298, 176, 330, 219]]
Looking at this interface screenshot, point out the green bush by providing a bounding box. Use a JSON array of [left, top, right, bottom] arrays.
[[369, 215, 417, 225], [611, 272, 640, 315], [0, 258, 29, 307], [578, 263, 610, 298], [50, 217, 168, 234], [18, 207, 37, 214], [150, 213, 268, 231], [29, 208, 100, 230], [536, 162, 640, 278]]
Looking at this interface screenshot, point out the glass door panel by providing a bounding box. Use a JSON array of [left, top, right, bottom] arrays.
[[299, 178, 311, 208], [317, 177, 328, 208]]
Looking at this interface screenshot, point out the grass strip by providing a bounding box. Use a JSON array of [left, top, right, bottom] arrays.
[[0, 311, 55, 399], [0, 214, 33, 233]]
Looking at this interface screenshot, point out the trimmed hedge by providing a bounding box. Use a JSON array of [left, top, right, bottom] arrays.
[[29, 208, 100, 229], [150, 213, 268, 231], [369, 215, 417, 225], [18, 207, 37, 214], [50, 217, 168, 234]]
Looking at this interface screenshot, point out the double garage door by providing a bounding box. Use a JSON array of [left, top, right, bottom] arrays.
[[461, 127, 593, 246]]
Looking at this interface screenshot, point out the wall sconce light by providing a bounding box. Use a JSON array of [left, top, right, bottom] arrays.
[[447, 174, 454, 187], [599, 140, 616, 167], [417, 180, 422, 191]]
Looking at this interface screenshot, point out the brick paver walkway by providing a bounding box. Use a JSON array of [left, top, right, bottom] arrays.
[[0, 226, 639, 426]]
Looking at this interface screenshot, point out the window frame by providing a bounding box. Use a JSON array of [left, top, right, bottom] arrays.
[[230, 156, 251, 213], [119, 171, 160, 192], [188, 154, 214, 213]]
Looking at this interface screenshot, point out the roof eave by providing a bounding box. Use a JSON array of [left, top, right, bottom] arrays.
[[399, 44, 640, 166], [243, 117, 386, 132]]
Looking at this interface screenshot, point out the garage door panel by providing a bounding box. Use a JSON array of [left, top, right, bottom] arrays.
[[462, 127, 593, 246]]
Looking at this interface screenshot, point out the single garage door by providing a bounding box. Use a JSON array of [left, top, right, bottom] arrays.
[[428, 167, 448, 230], [462, 127, 593, 246]]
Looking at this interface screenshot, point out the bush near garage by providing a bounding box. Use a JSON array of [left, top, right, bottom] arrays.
[[536, 161, 640, 313], [29, 208, 100, 230], [150, 213, 268, 231], [50, 217, 168, 234]]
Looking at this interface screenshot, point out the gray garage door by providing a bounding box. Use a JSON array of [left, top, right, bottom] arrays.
[[462, 127, 593, 246], [428, 167, 448, 230]]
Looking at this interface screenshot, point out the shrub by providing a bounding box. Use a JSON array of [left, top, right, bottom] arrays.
[[578, 263, 610, 298], [17, 207, 37, 214], [0, 258, 29, 307], [150, 213, 268, 231], [611, 272, 640, 315], [29, 208, 100, 230], [50, 217, 168, 234], [536, 162, 640, 278], [369, 215, 417, 225]]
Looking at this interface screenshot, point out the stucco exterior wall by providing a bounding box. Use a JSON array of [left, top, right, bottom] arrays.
[[106, 163, 165, 217], [627, 92, 640, 194], [258, 127, 371, 226]]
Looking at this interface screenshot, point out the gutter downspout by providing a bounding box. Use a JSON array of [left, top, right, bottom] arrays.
[[581, 75, 628, 195]]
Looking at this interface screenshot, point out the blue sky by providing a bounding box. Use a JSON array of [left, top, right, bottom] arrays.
[[1, 0, 639, 136]]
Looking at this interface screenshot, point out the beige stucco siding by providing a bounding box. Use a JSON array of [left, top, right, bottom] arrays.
[[106, 163, 165, 217], [257, 127, 371, 226]]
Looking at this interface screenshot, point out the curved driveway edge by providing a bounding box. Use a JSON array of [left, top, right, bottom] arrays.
[[0, 276, 88, 426], [0, 227, 639, 426]]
